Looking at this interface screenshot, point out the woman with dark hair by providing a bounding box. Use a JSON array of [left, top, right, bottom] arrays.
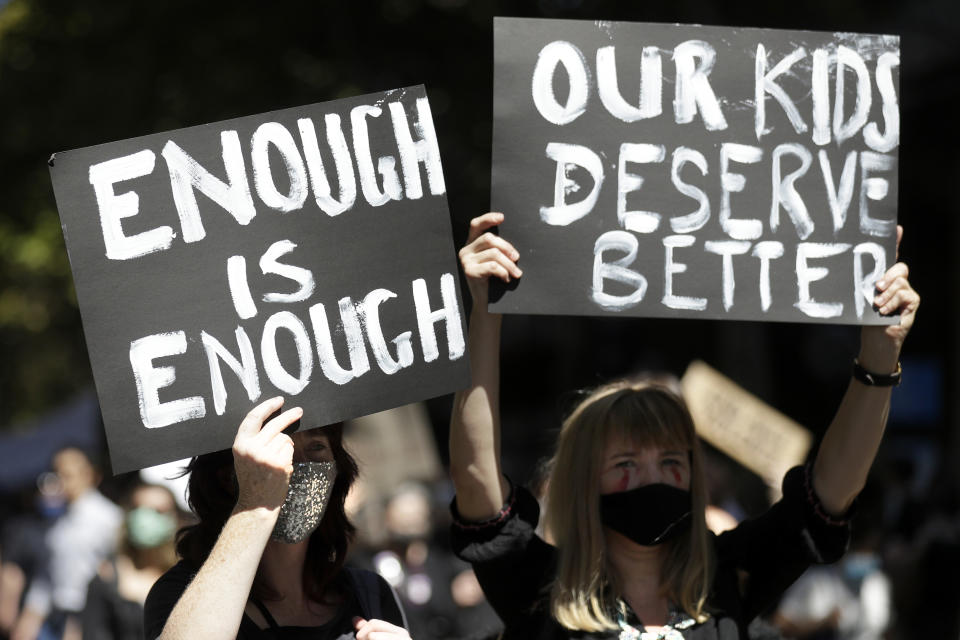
[[449, 213, 919, 639], [83, 482, 180, 640], [143, 397, 411, 640]]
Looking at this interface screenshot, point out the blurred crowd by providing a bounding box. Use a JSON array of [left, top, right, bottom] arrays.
[[0, 433, 956, 640], [698, 442, 960, 640], [0, 447, 181, 640], [0, 441, 504, 640]]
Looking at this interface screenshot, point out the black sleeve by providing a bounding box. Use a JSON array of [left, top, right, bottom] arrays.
[[715, 465, 852, 620], [143, 561, 195, 640], [81, 575, 115, 640], [375, 574, 407, 628], [449, 485, 556, 630]]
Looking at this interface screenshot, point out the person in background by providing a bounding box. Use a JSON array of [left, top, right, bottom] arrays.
[[82, 482, 181, 640], [143, 399, 411, 640], [773, 521, 891, 640], [13, 447, 123, 640], [354, 481, 500, 640], [448, 213, 918, 639], [0, 475, 66, 640]]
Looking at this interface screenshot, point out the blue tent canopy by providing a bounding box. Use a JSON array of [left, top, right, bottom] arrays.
[[0, 391, 103, 492]]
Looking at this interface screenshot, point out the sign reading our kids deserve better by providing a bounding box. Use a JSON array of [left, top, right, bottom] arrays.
[[489, 18, 900, 324], [50, 86, 469, 473]]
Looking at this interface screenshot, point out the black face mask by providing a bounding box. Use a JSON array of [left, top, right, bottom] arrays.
[[599, 483, 692, 546]]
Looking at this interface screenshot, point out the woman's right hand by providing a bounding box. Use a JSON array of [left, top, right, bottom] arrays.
[[154, 397, 305, 640], [458, 212, 522, 310], [232, 396, 303, 513]]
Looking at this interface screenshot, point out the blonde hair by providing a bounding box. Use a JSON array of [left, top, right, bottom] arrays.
[[543, 381, 713, 632]]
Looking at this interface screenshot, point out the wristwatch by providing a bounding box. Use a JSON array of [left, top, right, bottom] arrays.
[[852, 358, 902, 386]]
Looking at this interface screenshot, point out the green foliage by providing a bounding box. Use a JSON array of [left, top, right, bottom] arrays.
[[0, 0, 951, 439], [0, 0, 494, 429]]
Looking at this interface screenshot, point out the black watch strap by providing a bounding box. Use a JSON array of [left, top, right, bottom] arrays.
[[853, 359, 902, 386]]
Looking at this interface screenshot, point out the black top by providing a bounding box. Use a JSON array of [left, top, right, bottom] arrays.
[[450, 466, 851, 640], [143, 561, 405, 640], [82, 570, 145, 640]]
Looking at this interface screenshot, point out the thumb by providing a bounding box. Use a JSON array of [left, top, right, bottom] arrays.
[[352, 616, 366, 630]]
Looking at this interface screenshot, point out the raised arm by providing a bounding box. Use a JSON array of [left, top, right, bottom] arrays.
[[812, 226, 920, 515], [449, 213, 522, 521], [155, 397, 301, 640]]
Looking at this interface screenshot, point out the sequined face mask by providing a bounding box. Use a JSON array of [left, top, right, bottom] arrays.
[[271, 461, 337, 544]]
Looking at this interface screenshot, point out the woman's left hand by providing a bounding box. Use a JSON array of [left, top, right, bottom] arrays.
[[813, 225, 920, 516], [859, 225, 920, 372], [352, 617, 412, 640]]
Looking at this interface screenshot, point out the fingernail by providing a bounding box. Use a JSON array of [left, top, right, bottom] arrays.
[[877, 279, 886, 289], [516, 268, 523, 276]]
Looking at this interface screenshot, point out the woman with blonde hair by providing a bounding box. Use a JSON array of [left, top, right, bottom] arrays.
[[449, 213, 919, 639]]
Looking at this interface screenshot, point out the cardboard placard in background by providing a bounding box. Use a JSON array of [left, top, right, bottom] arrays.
[[490, 17, 900, 325], [681, 360, 812, 493], [50, 85, 469, 473], [343, 402, 442, 545]]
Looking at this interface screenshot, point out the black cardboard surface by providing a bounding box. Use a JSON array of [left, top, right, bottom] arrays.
[[50, 86, 469, 473], [489, 18, 900, 325]]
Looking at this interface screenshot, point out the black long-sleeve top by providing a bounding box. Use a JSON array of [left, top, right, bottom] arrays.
[[450, 466, 851, 640]]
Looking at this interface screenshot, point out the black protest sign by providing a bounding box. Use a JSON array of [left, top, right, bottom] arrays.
[[50, 86, 469, 473], [489, 18, 900, 324]]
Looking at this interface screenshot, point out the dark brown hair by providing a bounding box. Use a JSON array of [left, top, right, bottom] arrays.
[[175, 423, 359, 603]]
